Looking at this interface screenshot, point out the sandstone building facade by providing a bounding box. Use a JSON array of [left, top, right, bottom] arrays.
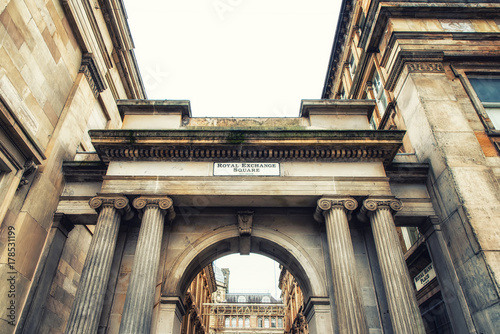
[[181, 264, 216, 334], [279, 266, 308, 334], [0, 0, 144, 333], [206, 291, 285, 334], [321, 0, 500, 333], [0, 1, 499, 334]]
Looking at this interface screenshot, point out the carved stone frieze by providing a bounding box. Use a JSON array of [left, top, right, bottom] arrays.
[[385, 54, 444, 91], [406, 62, 444, 73], [132, 196, 176, 221], [314, 197, 358, 222], [89, 129, 405, 165]]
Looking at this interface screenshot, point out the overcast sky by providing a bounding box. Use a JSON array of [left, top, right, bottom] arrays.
[[122, 0, 339, 295], [123, 0, 339, 117], [215, 254, 282, 299]]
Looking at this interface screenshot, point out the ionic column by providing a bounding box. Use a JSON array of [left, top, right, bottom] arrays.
[[66, 196, 132, 334], [315, 197, 368, 334], [119, 196, 175, 334], [361, 197, 425, 334]]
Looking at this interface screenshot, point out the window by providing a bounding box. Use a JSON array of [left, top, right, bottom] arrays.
[[340, 85, 346, 100], [401, 227, 421, 253], [349, 53, 357, 78], [262, 296, 270, 303], [420, 292, 453, 333], [225, 317, 230, 327], [238, 296, 246, 303], [278, 317, 283, 328], [258, 317, 263, 328], [469, 76, 500, 129], [271, 317, 276, 328], [245, 317, 250, 328], [369, 115, 377, 130], [264, 318, 270, 328], [238, 317, 243, 328], [372, 71, 388, 115], [232, 317, 237, 327]]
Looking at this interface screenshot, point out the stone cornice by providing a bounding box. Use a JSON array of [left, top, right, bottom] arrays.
[[62, 161, 108, 182], [99, 0, 146, 99], [321, 0, 500, 99], [322, 0, 353, 99], [89, 129, 404, 165], [363, 2, 500, 55], [117, 99, 192, 120], [299, 99, 375, 118], [385, 163, 430, 183]]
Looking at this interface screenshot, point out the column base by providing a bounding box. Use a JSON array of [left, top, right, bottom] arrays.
[[304, 297, 334, 334], [156, 296, 185, 334]]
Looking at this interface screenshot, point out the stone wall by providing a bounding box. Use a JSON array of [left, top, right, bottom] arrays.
[[393, 64, 500, 334], [0, 0, 144, 332], [37, 225, 92, 333]]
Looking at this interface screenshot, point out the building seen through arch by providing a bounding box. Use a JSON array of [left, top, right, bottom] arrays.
[[279, 266, 308, 334], [1, 0, 499, 334], [180, 264, 216, 334], [186, 262, 305, 334]]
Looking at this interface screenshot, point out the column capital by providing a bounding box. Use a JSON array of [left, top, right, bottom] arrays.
[[361, 197, 403, 216], [89, 195, 133, 220], [132, 196, 176, 221], [314, 197, 358, 222]]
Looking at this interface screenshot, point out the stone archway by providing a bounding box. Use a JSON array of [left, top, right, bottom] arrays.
[[57, 101, 432, 334], [165, 226, 327, 299], [156, 208, 334, 334]]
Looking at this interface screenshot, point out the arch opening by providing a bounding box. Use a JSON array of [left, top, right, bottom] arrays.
[[169, 233, 323, 301], [181, 253, 310, 334]]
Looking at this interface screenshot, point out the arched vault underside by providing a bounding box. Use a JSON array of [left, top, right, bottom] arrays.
[[160, 208, 329, 301]]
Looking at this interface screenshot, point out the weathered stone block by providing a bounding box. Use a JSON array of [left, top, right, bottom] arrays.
[[471, 301, 500, 334], [456, 254, 498, 312], [435, 132, 486, 167], [110, 292, 127, 316], [431, 168, 461, 217], [421, 101, 471, 133], [413, 75, 458, 102], [440, 210, 476, 269], [105, 313, 122, 334], [2, 212, 47, 279], [115, 272, 131, 294]]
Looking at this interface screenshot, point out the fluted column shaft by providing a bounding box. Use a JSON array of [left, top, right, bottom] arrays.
[[66, 196, 131, 334], [119, 197, 175, 334], [316, 197, 368, 334], [363, 198, 425, 334]]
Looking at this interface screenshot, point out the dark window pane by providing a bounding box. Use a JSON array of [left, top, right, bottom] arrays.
[[420, 292, 453, 334], [469, 78, 500, 103]]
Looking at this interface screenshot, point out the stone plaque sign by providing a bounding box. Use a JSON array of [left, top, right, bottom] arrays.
[[213, 162, 280, 176], [414, 262, 436, 291]]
